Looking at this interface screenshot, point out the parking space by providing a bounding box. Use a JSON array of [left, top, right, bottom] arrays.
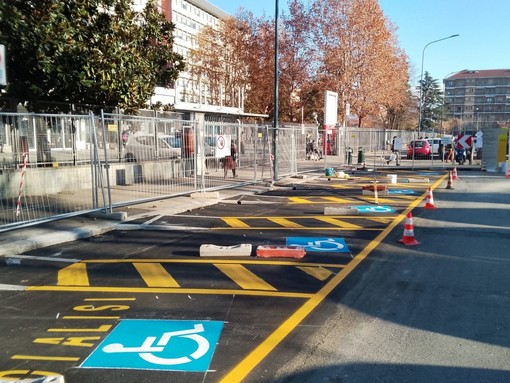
[[0, 168, 449, 382]]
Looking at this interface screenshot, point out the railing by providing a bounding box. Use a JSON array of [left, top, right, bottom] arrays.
[[0, 110, 416, 232]]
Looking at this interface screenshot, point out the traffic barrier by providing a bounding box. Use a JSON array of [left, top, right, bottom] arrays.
[[452, 167, 459, 180], [424, 187, 437, 209], [398, 212, 420, 246], [445, 171, 454, 189], [200, 244, 252, 257], [256, 245, 306, 259], [361, 184, 389, 196]]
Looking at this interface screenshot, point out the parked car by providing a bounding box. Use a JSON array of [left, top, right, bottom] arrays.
[[124, 134, 181, 162], [407, 139, 431, 159]]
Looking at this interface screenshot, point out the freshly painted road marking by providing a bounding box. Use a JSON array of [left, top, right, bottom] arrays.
[[133, 263, 180, 288], [314, 217, 362, 229], [286, 237, 350, 253], [221, 217, 251, 228], [350, 205, 395, 213], [267, 217, 305, 228], [214, 264, 276, 291], [28, 285, 314, 299], [82, 320, 223, 372], [321, 196, 352, 203], [296, 266, 333, 281], [11, 355, 80, 362], [219, 175, 447, 382], [58, 263, 89, 286]]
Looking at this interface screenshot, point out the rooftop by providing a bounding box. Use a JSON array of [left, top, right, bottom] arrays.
[[446, 69, 510, 80]]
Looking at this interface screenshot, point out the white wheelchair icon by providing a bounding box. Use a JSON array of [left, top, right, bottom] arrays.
[[102, 324, 209, 366], [305, 238, 344, 252]]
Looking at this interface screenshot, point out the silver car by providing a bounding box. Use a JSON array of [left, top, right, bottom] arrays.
[[124, 134, 181, 162]]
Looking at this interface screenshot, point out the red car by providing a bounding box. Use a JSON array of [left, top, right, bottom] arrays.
[[407, 139, 431, 159]]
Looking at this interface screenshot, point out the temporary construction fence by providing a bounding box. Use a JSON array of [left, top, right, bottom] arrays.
[[0, 110, 418, 232], [0, 112, 312, 232]]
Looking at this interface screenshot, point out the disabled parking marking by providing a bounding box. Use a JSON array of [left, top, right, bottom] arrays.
[[286, 237, 350, 253], [82, 320, 223, 372], [388, 189, 418, 195], [350, 205, 395, 213]]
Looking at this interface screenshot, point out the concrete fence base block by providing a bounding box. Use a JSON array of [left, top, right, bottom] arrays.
[[401, 178, 430, 183], [88, 211, 128, 221], [200, 243, 252, 257], [191, 191, 220, 200], [324, 206, 359, 216]]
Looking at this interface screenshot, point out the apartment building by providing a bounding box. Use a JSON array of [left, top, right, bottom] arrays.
[[444, 69, 510, 127], [134, 0, 247, 116]]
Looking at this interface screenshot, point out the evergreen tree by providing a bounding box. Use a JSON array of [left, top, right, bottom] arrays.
[[418, 71, 443, 132]]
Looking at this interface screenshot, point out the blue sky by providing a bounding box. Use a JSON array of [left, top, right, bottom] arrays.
[[210, 0, 510, 85]]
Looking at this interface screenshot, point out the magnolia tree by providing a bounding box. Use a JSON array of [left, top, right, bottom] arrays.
[[0, 0, 185, 112]]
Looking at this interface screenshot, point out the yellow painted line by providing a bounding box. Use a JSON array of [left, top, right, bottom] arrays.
[[219, 174, 447, 383], [296, 266, 333, 281], [133, 262, 180, 288], [288, 196, 314, 204], [214, 264, 277, 291], [314, 217, 363, 229], [48, 325, 112, 333], [222, 217, 250, 228], [27, 285, 313, 298], [58, 263, 89, 286], [80, 259, 345, 268], [321, 196, 351, 203], [62, 316, 120, 320], [365, 217, 394, 224], [359, 197, 397, 204], [267, 218, 304, 228], [212, 226, 382, 231], [84, 298, 136, 301], [11, 355, 80, 362]]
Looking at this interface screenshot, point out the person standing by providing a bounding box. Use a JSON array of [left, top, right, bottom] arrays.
[[224, 140, 238, 178]]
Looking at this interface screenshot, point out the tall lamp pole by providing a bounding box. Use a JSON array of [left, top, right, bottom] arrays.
[[273, 0, 279, 181], [418, 34, 459, 136]]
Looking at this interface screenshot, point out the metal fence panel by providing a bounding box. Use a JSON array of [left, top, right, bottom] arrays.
[[1, 110, 433, 232]]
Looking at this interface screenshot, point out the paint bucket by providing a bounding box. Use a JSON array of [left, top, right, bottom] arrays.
[[325, 168, 334, 177], [387, 174, 397, 184]]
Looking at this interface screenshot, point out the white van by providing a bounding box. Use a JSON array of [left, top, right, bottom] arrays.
[[427, 138, 441, 155]]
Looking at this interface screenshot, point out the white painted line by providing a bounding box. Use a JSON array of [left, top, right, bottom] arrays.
[[0, 283, 27, 291], [6, 255, 81, 263]]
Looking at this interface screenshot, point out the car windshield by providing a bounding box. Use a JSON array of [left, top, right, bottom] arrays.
[[205, 136, 216, 147], [160, 136, 182, 148], [413, 141, 426, 148]]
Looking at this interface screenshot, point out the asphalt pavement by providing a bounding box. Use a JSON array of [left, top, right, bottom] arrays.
[[0, 157, 492, 261]]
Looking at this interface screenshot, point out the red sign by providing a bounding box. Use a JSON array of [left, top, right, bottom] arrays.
[[456, 134, 472, 149]]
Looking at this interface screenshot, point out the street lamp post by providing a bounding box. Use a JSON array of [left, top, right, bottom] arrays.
[[273, 0, 279, 182], [418, 34, 459, 136]]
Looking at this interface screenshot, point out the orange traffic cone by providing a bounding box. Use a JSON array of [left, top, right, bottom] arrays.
[[424, 187, 437, 209], [398, 212, 420, 246], [445, 171, 454, 189], [452, 167, 459, 180]]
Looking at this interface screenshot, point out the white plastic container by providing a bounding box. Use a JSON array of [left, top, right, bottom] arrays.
[[387, 174, 397, 184]]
